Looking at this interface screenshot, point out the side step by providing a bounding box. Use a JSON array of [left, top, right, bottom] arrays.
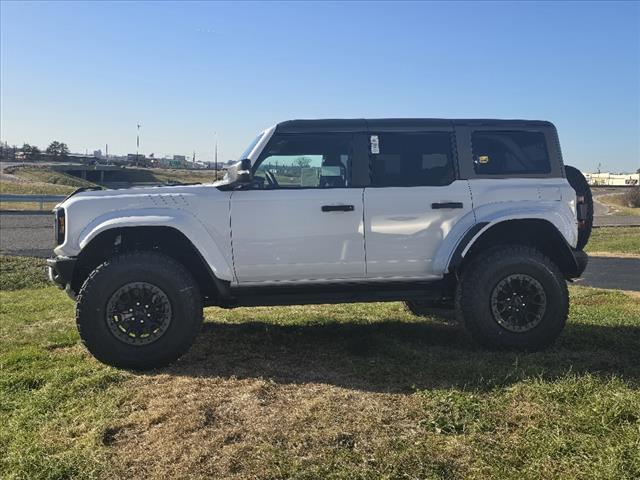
[[213, 279, 450, 308]]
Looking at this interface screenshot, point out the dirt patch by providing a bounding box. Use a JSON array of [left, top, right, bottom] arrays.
[[110, 374, 424, 479]]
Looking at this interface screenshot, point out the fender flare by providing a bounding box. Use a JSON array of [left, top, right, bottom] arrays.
[[436, 204, 579, 275], [77, 208, 234, 282]]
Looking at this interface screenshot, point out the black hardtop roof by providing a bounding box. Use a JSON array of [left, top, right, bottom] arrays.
[[275, 118, 555, 133]]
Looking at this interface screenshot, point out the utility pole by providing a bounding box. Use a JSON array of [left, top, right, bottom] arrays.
[[136, 124, 141, 166], [214, 132, 218, 180]]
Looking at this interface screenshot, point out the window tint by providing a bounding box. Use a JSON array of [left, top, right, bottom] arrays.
[[370, 132, 455, 187], [255, 134, 352, 188], [472, 130, 550, 175]]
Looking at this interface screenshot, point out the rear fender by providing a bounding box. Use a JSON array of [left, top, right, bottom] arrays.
[[435, 203, 579, 276]]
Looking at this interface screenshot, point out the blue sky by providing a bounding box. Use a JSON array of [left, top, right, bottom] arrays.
[[1, 1, 638, 171]]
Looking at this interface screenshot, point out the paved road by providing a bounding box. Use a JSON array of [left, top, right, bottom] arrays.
[[1, 212, 638, 291], [0, 213, 53, 257], [573, 256, 640, 292]]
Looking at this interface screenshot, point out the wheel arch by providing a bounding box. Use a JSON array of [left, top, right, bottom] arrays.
[[71, 225, 231, 303], [449, 218, 581, 278]]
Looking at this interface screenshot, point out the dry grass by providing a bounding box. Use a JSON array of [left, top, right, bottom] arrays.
[[6, 166, 96, 189], [0, 201, 59, 211], [104, 296, 640, 480], [598, 192, 640, 217], [0, 179, 74, 195]]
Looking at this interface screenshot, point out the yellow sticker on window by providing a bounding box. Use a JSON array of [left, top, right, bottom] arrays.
[[478, 155, 490, 164]]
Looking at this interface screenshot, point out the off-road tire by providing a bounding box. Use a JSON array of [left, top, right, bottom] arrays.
[[76, 251, 203, 369], [456, 246, 568, 350], [565, 165, 593, 250]]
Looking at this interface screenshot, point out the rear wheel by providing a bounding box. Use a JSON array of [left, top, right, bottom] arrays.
[[76, 251, 203, 369], [565, 165, 593, 250], [456, 246, 568, 350]]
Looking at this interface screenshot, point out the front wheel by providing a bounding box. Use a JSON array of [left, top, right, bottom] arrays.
[[456, 246, 568, 350], [76, 252, 203, 369]]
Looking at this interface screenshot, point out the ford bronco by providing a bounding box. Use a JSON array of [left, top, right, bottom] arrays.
[[48, 119, 592, 369]]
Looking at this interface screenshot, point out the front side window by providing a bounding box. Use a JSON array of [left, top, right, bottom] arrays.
[[370, 132, 455, 187], [471, 130, 551, 175], [254, 133, 353, 188]]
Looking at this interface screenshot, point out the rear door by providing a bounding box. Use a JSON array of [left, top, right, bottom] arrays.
[[231, 132, 369, 283], [363, 128, 473, 279]]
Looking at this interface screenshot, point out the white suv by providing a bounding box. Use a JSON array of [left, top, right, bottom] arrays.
[[48, 119, 592, 369]]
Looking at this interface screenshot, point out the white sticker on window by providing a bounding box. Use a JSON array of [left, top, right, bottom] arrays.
[[370, 135, 379, 154]]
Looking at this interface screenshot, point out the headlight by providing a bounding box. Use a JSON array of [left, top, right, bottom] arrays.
[[55, 208, 66, 245]]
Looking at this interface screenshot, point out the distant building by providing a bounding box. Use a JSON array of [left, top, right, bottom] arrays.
[[584, 172, 639, 186]]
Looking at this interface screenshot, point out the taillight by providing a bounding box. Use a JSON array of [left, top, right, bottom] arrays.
[[55, 208, 66, 245]]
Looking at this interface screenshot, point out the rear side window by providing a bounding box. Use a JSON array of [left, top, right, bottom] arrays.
[[370, 132, 455, 187], [471, 130, 550, 175]]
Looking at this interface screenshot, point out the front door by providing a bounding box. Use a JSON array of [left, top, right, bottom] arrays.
[[363, 130, 473, 279], [231, 132, 367, 284]]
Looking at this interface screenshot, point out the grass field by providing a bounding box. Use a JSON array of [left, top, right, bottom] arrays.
[[598, 193, 640, 217], [1, 256, 639, 479], [6, 167, 97, 189], [587, 227, 640, 256], [0, 180, 75, 195], [1, 166, 219, 211]]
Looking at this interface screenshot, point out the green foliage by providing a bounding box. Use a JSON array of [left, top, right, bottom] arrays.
[[624, 187, 640, 208], [21, 143, 41, 159], [45, 141, 70, 157]]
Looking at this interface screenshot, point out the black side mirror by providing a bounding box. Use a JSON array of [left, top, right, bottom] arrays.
[[237, 158, 253, 184]]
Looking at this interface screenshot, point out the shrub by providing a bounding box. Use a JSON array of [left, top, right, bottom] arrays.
[[623, 186, 640, 208]]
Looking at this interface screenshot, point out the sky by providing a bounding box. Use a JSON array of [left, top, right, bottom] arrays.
[[1, 1, 639, 172]]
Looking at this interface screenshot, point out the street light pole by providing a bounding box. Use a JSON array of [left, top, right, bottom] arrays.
[[214, 132, 218, 180], [136, 124, 141, 166]]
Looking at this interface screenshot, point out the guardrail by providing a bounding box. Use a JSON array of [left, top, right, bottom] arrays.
[[0, 194, 66, 210]]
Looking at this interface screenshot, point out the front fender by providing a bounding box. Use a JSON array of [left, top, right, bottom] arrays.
[[57, 208, 234, 282]]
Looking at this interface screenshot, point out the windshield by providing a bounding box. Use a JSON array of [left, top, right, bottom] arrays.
[[238, 133, 264, 160]]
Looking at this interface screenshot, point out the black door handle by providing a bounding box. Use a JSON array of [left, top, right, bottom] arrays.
[[321, 204, 354, 212], [432, 202, 464, 209]]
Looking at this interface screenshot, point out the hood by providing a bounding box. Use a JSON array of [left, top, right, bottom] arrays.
[[54, 183, 230, 257]]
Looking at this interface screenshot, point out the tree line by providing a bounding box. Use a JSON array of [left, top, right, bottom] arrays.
[[0, 141, 70, 160]]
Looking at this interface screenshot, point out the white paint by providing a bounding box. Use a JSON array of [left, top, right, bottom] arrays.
[[230, 188, 366, 283], [363, 181, 473, 278]]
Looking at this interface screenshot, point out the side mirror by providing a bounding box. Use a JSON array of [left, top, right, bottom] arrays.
[[237, 158, 253, 184]]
